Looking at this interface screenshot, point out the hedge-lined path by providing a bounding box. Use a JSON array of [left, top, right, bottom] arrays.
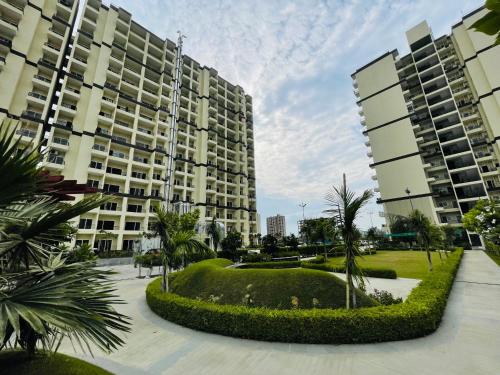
[[60, 251, 500, 375]]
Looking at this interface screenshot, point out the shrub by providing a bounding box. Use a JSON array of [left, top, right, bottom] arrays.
[[368, 289, 403, 305], [168, 259, 375, 309], [241, 253, 271, 263], [301, 262, 397, 279], [239, 261, 301, 269], [146, 248, 463, 344], [272, 251, 300, 258], [135, 253, 162, 268]]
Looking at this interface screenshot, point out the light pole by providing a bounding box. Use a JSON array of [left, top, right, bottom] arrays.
[[405, 187, 414, 211], [299, 202, 307, 220]]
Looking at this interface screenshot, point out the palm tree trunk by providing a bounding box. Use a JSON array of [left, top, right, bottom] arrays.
[[161, 258, 169, 292], [345, 264, 351, 310], [426, 247, 433, 271], [351, 278, 357, 308]]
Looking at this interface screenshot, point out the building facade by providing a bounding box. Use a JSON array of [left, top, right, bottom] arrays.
[[0, 0, 257, 251], [352, 6, 499, 246], [267, 214, 286, 239]]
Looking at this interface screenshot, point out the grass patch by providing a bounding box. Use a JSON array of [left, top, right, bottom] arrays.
[[485, 251, 500, 266], [171, 259, 375, 309], [325, 250, 443, 279], [0, 351, 112, 375]]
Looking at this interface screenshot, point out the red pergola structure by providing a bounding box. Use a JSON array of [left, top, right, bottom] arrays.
[[38, 171, 97, 201]]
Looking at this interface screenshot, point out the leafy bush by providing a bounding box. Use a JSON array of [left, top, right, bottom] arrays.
[[301, 262, 397, 279], [135, 253, 162, 268], [65, 244, 96, 264], [168, 259, 375, 309], [272, 251, 300, 258], [368, 289, 403, 305], [241, 253, 271, 263], [239, 261, 301, 269], [146, 249, 463, 344]]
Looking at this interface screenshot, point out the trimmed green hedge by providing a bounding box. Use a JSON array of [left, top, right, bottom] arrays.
[[240, 258, 396, 279], [146, 248, 463, 344], [301, 262, 397, 279], [238, 260, 301, 269]]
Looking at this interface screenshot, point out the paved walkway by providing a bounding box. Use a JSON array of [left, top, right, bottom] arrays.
[[60, 251, 500, 375]]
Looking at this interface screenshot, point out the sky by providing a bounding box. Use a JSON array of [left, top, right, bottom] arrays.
[[94, 0, 483, 235]]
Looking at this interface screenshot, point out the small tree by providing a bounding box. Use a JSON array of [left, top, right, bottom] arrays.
[[325, 174, 373, 309], [462, 198, 500, 250], [442, 225, 457, 256], [261, 234, 278, 254], [283, 234, 299, 250], [149, 204, 210, 292], [408, 210, 434, 271], [206, 216, 222, 253], [221, 230, 243, 261]]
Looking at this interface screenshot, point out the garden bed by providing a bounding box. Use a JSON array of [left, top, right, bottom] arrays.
[[146, 249, 463, 344]]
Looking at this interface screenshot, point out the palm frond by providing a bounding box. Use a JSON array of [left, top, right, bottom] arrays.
[[0, 260, 130, 354]]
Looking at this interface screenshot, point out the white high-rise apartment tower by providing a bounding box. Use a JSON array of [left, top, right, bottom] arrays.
[[0, 0, 258, 251], [352, 6, 499, 247], [267, 214, 286, 239]]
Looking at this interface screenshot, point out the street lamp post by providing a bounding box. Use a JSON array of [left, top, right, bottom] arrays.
[[405, 187, 414, 211]]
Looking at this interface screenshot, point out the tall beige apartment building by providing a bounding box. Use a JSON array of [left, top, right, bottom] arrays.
[[266, 214, 286, 239], [352, 6, 499, 247], [0, 0, 257, 251]]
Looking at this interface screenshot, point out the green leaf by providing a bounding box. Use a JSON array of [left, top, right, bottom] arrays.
[[485, 0, 500, 12], [470, 11, 500, 35]]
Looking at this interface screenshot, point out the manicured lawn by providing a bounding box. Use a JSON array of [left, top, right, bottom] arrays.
[[326, 250, 443, 279], [485, 251, 500, 267], [171, 258, 376, 309], [0, 351, 112, 375]]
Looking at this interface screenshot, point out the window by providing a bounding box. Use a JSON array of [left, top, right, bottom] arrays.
[[104, 184, 120, 193], [129, 187, 145, 196], [106, 166, 123, 175], [97, 220, 115, 230], [123, 239, 134, 250], [228, 202, 233, 207], [127, 204, 143, 213], [151, 189, 160, 197], [75, 239, 89, 247], [94, 239, 112, 251], [125, 221, 141, 231], [173, 193, 180, 201], [87, 179, 99, 188], [227, 213, 233, 220], [101, 202, 118, 211], [131, 171, 146, 179], [78, 218, 92, 229], [90, 160, 102, 169]]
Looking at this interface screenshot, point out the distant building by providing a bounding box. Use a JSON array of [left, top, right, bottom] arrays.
[[266, 214, 286, 239]]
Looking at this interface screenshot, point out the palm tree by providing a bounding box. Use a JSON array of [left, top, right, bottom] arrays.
[[325, 174, 373, 309], [206, 216, 222, 253], [150, 204, 210, 292], [408, 209, 434, 271], [0, 123, 130, 356]]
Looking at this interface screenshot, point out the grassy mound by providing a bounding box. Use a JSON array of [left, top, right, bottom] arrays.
[[0, 351, 112, 375], [171, 258, 375, 309]]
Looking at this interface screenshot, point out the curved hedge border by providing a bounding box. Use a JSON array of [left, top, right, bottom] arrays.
[[146, 249, 463, 344], [238, 260, 301, 269], [238, 260, 397, 279]]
